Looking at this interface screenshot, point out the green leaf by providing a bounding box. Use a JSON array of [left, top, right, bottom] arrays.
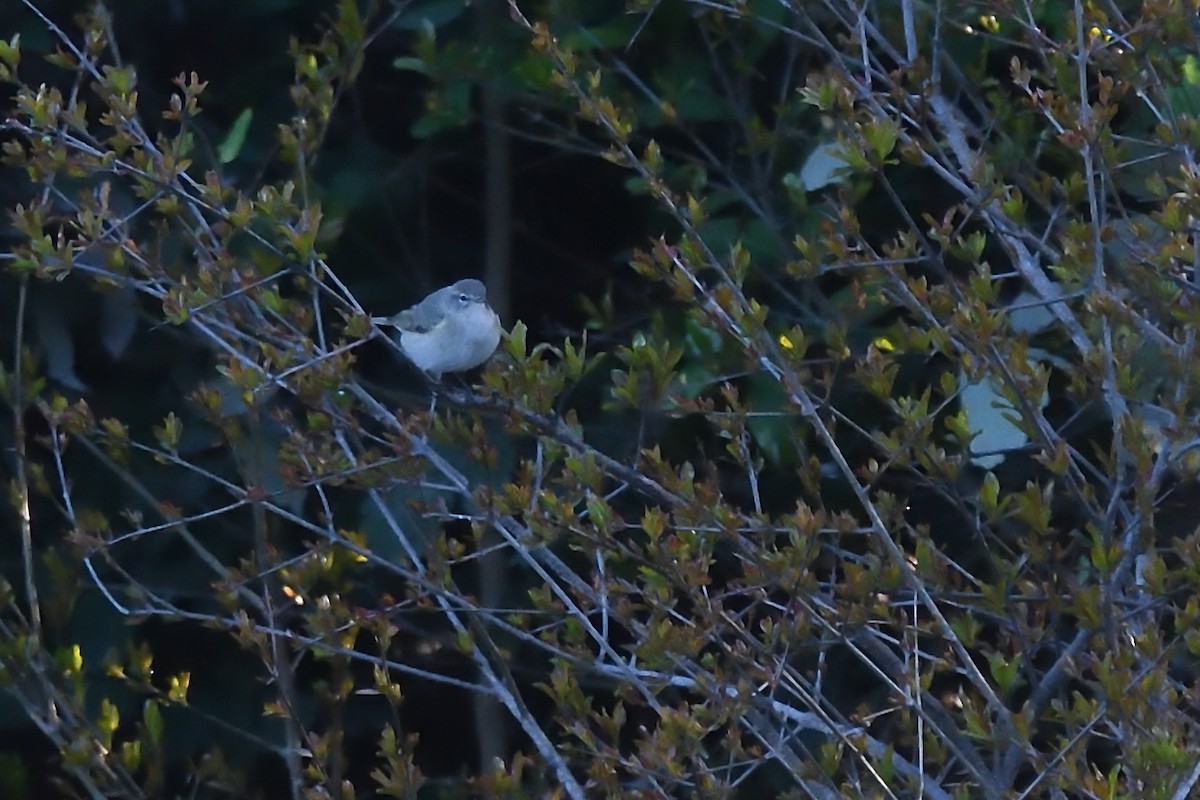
[[392, 56, 430, 75], [796, 141, 849, 191], [393, 0, 468, 30], [506, 321, 528, 359], [218, 108, 253, 164], [864, 118, 899, 162], [980, 470, 1000, 516], [143, 700, 163, 745], [1184, 54, 1200, 85]]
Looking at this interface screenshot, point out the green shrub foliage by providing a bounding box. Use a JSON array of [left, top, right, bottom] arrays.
[[3, 0, 1200, 797]]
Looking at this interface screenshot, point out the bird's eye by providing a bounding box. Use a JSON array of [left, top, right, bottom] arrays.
[[459, 294, 470, 302]]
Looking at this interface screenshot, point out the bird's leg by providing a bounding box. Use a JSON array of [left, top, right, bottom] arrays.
[[425, 372, 442, 421]]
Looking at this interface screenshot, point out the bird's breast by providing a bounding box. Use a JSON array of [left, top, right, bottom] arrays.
[[398, 304, 500, 375]]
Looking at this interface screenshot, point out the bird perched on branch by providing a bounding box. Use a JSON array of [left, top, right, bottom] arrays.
[[372, 279, 502, 380]]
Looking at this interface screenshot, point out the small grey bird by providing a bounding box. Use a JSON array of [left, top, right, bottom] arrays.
[[372, 279, 502, 379]]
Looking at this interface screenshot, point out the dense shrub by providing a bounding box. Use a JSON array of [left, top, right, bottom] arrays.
[[3, 1, 1200, 798]]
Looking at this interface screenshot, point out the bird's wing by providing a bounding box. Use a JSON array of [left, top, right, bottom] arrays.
[[394, 307, 437, 333]]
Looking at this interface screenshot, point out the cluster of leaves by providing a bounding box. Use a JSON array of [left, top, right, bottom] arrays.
[[4, 0, 1200, 798]]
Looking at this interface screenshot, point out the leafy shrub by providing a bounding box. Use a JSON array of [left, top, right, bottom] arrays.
[[3, 1, 1200, 798]]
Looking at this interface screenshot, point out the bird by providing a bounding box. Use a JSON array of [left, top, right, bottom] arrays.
[[372, 279, 502, 380]]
